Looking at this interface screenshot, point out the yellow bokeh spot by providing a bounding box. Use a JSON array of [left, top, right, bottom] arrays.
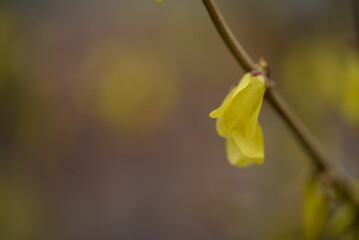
[[281, 37, 359, 129], [340, 53, 359, 127], [79, 43, 178, 137]]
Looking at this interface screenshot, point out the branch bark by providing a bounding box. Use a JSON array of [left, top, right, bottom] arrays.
[[352, 0, 359, 48]]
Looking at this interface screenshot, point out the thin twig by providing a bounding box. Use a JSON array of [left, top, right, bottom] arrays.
[[202, 0, 254, 72], [352, 0, 359, 48], [264, 90, 330, 171], [202, 0, 358, 205]]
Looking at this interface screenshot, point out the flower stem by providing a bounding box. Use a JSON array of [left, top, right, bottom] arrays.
[[202, 0, 358, 205]]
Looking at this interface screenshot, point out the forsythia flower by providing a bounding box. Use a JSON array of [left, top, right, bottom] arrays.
[[209, 72, 267, 167]]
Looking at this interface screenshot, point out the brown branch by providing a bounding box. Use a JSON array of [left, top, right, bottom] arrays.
[[202, 0, 358, 205], [352, 0, 359, 48], [264, 90, 330, 171], [202, 0, 254, 72]]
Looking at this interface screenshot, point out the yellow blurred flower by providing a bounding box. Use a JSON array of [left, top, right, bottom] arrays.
[[303, 179, 330, 240], [78, 43, 178, 137], [341, 53, 359, 127], [209, 73, 266, 167]]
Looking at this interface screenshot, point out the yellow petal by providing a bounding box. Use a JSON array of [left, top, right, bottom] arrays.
[[210, 73, 267, 167], [245, 90, 264, 139], [226, 137, 252, 167], [226, 131, 264, 167], [219, 74, 265, 135], [215, 114, 231, 138], [209, 87, 237, 119], [232, 124, 264, 162], [209, 74, 250, 119]]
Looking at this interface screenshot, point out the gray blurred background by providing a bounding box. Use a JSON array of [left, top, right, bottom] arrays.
[[1, 0, 359, 239]]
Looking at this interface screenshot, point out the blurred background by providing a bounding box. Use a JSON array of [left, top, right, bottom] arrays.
[[1, 0, 359, 239]]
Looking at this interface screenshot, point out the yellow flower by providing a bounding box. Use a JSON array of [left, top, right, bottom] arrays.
[[209, 72, 266, 167]]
